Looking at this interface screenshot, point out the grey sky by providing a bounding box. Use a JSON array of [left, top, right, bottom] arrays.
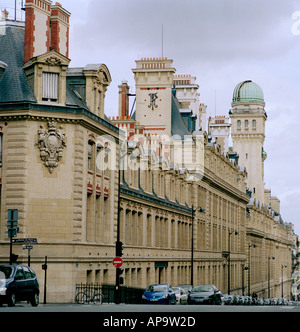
[[2, 0, 300, 235]]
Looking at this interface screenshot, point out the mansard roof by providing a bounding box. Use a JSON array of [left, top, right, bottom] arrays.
[[0, 19, 117, 133], [0, 21, 36, 104], [171, 93, 191, 137]]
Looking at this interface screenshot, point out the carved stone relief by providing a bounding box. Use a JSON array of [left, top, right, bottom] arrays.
[[36, 121, 66, 174]]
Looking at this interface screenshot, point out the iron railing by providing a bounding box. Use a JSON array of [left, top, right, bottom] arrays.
[[75, 283, 144, 304]]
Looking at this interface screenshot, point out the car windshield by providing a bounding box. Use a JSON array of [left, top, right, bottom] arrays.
[[146, 285, 168, 292], [0, 266, 13, 279], [192, 285, 214, 292]]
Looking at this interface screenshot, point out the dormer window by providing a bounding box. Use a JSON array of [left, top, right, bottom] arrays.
[[23, 50, 70, 105], [42, 72, 59, 102]]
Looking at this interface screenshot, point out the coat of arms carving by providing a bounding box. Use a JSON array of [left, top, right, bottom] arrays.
[[36, 121, 66, 174]]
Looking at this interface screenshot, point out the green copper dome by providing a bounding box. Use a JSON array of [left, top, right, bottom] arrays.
[[232, 80, 264, 105]]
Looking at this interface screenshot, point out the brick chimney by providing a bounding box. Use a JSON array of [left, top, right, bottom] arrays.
[[24, 0, 70, 64], [24, 0, 52, 63], [118, 80, 130, 118], [50, 3, 71, 58]]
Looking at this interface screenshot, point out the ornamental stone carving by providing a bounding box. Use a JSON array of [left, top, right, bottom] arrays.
[[45, 56, 62, 66], [36, 121, 66, 174]]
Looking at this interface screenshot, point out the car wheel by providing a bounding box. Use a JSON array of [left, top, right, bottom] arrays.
[[30, 293, 39, 307], [7, 292, 16, 307]]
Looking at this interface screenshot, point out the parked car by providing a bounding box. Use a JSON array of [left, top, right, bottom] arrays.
[[178, 284, 193, 294], [263, 298, 271, 305], [172, 287, 188, 305], [188, 285, 223, 305], [142, 284, 176, 304], [0, 265, 39, 307]]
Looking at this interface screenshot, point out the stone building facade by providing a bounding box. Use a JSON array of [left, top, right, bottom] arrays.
[[0, 1, 296, 303]]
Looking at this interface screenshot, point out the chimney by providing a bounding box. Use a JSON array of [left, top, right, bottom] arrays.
[[24, 0, 52, 63], [118, 80, 130, 118], [50, 2, 71, 58]]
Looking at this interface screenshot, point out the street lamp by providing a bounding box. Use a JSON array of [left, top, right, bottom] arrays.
[[268, 256, 275, 298], [228, 230, 238, 295], [248, 243, 257, 296], [191, 205, 205, 286], [115, 140, 128, 304], [242, 265, 248, 296], [281, 265, 287, 298]]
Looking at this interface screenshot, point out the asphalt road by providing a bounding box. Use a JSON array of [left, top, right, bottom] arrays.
[[1, 303, 299, 312]]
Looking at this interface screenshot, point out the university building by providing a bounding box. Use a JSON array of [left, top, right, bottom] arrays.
[[0, 1, 297, 303]]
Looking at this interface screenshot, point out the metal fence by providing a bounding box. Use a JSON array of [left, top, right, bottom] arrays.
[[75, 283, 144, 304]]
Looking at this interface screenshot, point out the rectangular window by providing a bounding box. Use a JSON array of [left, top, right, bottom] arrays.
[[42, 72, 59, 101]]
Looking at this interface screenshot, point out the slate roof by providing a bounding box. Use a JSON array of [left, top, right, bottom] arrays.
[[171, 92, 191, 137], [131, 93, 192, 138], [0, 20, 95, 112], [0, 20, 36, 103]]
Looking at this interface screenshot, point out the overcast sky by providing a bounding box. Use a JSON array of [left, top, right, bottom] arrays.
[[2, 0, 300, 235]]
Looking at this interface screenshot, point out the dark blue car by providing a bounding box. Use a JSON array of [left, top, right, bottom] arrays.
[[0, 265, 39, 307], [142, 284, 176, 304]]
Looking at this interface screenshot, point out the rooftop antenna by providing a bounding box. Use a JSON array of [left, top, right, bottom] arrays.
[[215, 89, 217, 116], [162, 24, 164, 58]]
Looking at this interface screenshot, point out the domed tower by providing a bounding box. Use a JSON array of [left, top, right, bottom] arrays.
[[229, 80, 267, 203]]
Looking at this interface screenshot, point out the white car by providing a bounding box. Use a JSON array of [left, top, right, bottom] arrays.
[[173, 287, 188, 305]]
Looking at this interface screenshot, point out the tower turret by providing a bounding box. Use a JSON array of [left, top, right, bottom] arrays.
[[229, 80, 267, 203]]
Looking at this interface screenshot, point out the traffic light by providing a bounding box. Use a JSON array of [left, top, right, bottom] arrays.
[[7, 209, 18, 239], [116, 241, 123, 257], [11, 254, 18, 264], [42, 264, 47, 271]]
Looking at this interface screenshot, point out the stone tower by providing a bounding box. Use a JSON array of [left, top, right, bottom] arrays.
[[229, 80, 267, 203], [132, 57, 176, 137]]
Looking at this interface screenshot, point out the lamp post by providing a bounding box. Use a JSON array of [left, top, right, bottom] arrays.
[[115, 141, 128, 304], [228, 230, 238, 295], [191, 205, 205, 286], [281, 265, 287, 298], [268, 256, 275, 298], [248, 243, 257, 296], [242, 265, 248, 296]]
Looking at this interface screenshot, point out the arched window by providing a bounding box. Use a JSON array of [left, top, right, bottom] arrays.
[[237, 120, 241, 128], [252, 120, 256, 128], [245, 120, 249, 128]]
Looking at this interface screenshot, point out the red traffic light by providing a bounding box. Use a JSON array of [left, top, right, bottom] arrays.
[[42, 264, 47, 271]]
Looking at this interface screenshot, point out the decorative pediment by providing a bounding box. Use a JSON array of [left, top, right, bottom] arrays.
[[83, 64, 112, 87], [82, 64, 112, 117], [24, 50, 71, 68], [23, 50, 71, 104]]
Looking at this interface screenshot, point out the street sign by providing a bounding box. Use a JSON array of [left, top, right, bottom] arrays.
[[12, 238, 38, 244], [112, 257, 123, 268], [23, 245, 33, 250]]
